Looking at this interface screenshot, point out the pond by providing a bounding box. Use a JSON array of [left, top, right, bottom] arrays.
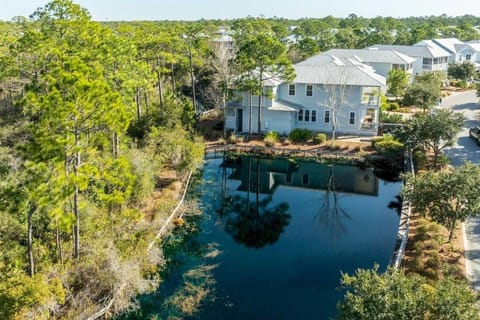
[[121, 156, 403, 320]]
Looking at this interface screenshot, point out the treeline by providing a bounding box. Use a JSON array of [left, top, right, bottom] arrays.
[[104, 14, 480, 63], [0, 0, 205, 319]]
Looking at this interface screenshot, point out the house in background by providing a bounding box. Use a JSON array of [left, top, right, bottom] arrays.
[[416, 38, 480, 72], [368, 44, 450, 75], [322, 48, 416, 80], [225, 54, 386, 137]]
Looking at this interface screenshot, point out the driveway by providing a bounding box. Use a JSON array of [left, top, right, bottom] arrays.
[[442, 90, 480, 291]]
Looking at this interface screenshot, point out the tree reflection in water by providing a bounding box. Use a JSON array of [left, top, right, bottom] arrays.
[[218, 157, 290, 248], [317, 165, 350, 238]]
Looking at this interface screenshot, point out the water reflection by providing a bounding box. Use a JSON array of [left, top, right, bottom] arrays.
[[220, 156, 382, 244], [218, 157, 291, 248]]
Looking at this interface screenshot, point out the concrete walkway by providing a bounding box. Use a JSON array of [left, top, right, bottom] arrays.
[[442, 90, 480, 291]]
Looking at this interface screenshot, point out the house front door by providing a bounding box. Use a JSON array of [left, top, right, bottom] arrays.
[[236, 109, 243, 132]]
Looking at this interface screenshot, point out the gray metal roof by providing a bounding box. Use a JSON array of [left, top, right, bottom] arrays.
[[293, 55, 386, 87], [429, 38, 464, 54], [369, 44, 450, 58], [324, 48, 416, 64], [269, 100, 299, 112]]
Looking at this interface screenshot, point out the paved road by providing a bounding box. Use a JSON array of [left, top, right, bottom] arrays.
[[442, 90, 480, 291]]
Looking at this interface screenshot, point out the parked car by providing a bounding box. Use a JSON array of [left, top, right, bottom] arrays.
[[469, 127, 480, 145]]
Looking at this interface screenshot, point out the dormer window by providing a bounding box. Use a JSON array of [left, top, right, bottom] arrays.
[[289, 84, 296, 96]]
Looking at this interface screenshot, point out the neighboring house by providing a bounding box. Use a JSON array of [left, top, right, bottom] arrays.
[[417, 38, 480, 71], [212, 26, 234, 50], [322, 48, 415, 80], [226, 55, 386, 137], [419, 38, 464, 63], [368, 44, 450, 75]]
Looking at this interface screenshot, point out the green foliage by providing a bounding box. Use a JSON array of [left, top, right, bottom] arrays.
[[313, 133, 327, 144], [414, 71, 445, 88], [337, 266, 480, 320], [403, 162, 480, 241], [403, 81, 441, 112], [380, 110, 403, 124], [398, 109, 463, 168], [387, 69, 410, 97], [380, 94, 389, 111], [387, 102, 400, 111], [372, 134, 404, 157], [448, 61, 477, 81], [264, 131, 280, 146], [457, 79, 468, 89], [288, 128, 312, 143]]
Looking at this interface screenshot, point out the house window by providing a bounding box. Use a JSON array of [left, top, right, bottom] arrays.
[[306, 84, 313, 96], [466, 53, 472, 61], [298, 109, 317, 122], [349, 112, 356, 125], [423, 57, 432, 65], [289, 84, 296, 95], [324, 110, 330, 123]]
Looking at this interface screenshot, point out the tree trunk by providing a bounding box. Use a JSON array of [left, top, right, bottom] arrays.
[[331, 109, 337, 145], [448, 219, 456, 242], [144, 91, 149, 115], [170, 63, 176, 95], [135, 87, 142, 120], [27, 205, 35, 277], [257, 79, 263, 136], [156, 57, 164, 107], [249, 91, 253, 139], [73, 130, 80, 259], [56, 223, 64, 265], [112, 132, 119, 158], [188, 46, 197, 113]]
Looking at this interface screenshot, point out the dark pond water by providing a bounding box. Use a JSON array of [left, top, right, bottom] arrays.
[[121, 156, 402, 320]]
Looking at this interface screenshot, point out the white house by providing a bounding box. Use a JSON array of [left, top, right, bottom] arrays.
[[322, 48, 415, 80], [416, 38, 480, 71], [368, 44, 450, 75], [225, 55, 386, 137]]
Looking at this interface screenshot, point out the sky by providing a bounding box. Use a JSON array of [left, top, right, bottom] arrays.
[[0, 0, 479, 21]]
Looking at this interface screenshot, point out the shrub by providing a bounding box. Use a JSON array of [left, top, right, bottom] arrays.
[[380, 110, 403, 124], [228, 133, 243, 144], [372, 134, 404, 157], [264, 131, 280, 146], [457, 80, 467, 89], [313, 133, 327, 144], [413, 149, 427, 169], [288, 128, 312, 143], [387, 102, 400, 111]]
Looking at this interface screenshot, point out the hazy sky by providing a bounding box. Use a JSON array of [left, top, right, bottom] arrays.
[[1, 0, 479, 21]]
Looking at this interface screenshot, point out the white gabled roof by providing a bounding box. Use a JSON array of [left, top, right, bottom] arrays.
[[369, 44, 450, 58], [293, 55, 386, 87], [324, 48, 416, 64], [429, 38, 464, 54]]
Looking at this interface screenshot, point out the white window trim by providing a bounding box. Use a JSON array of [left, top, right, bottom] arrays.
[[289, 84, 296, 96], [298, 109, 317, 122], [305, 84, 313, 97], [324, 110, 330, 123], [349, 111, 356, 125]]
